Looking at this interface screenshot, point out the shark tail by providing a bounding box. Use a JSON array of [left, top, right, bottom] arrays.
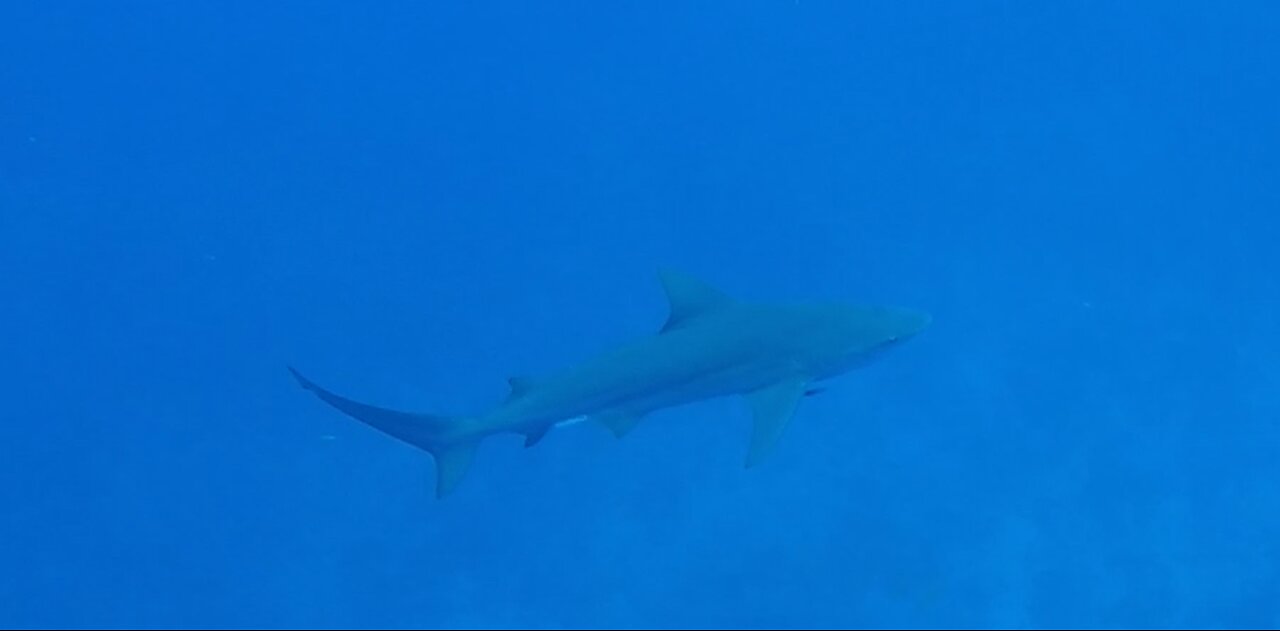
[[288, 366, 480, 499]]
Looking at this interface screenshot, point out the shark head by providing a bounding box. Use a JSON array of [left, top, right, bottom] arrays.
[[850, 305, 931, 348], [799, 303, 931, 378], [655, 268, 929, 380]]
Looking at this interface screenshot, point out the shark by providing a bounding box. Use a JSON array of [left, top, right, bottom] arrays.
[[289, 270, 930, 498]]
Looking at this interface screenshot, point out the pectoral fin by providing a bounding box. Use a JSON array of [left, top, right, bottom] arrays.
[[744, 377, 809, 468]]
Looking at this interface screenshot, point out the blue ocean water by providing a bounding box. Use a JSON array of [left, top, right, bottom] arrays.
[[3, 1, 1278, 628]]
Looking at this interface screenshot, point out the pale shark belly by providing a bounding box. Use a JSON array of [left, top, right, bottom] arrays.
[[501, 357, 798, 434]]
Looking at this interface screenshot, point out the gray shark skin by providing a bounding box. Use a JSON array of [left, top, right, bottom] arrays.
[[289, 270, 930, 498]]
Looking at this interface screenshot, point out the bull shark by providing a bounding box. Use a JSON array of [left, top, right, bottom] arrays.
[[289, 270, 929, 498]]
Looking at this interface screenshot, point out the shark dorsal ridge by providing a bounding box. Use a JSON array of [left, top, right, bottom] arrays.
[[658, 269, 734, 333]]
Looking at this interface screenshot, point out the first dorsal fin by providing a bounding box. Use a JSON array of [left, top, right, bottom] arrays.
[[658, 269, 734, 333]]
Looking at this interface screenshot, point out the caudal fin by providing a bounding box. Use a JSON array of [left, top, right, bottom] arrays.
[[288, 366, 479, 498]]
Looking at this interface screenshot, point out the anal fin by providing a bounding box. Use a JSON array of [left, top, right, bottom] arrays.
[[596, 412, 643, 439], [523, 425, 550, 448]]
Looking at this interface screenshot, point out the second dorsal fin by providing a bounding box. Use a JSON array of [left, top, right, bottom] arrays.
[[507, 376, 537, 399]]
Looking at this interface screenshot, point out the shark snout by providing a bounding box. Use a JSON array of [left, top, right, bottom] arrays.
[[890, 307, 931, 341]]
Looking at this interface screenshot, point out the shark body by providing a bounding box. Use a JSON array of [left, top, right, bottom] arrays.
[[289, 270, 929, 498]]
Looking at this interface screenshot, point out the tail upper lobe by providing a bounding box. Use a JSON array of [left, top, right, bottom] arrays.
[[288, 366, 478, 498]]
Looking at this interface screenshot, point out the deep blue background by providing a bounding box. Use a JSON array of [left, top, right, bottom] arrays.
[[3, 1, 1278, 628]]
